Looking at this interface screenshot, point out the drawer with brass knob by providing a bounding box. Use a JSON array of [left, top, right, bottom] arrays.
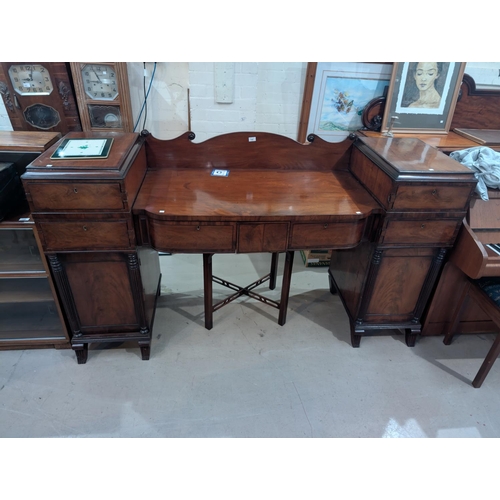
[[37, 219, 135, 251]]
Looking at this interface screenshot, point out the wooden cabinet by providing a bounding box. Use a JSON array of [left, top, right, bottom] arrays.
[[22, 131, 161, 364], [0, 213, 69, 349], [328, 136, 477, 347], [0, 131, 70, 350]]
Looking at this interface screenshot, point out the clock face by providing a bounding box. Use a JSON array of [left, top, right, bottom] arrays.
[[8, 64, 54, 96], [82, 64, 119, 101]]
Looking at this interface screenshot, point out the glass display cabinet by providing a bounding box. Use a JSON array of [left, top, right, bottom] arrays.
[[0, 131, 70, 350], [0, 213, 70, 348]]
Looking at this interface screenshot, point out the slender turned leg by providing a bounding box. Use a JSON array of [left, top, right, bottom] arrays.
[[443, 282, 471, 345], [72, 343, 88, 365], [138, 340, 151, 360], [472, 333, 500, 388], [269, 252, 279, 290], [203, 253, 214, 330], [278, 251, 294, 326]]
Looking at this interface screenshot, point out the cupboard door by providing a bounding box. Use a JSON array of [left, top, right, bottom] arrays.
[[363, 248, 438, 324], [54, 252, 142, 335]]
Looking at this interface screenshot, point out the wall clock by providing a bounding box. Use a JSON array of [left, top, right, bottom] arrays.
[[0, 62, 82, 133], [69, 62, 134, 132]]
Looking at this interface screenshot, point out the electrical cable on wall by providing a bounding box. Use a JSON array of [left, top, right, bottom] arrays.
[[133, 62, 157, 132]]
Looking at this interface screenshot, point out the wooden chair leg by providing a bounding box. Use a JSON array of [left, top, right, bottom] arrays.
[[278, 250, 294, 326], [472, 333, 500, 388], [269, 252, 279, 290], [443, 282, 471, 345], [203, 253, 214, 330]]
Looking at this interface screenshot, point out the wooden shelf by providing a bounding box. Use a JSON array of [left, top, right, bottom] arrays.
[[0, 224, 45, 273], [0, 301, 66, 341], [0, 278, 54, 304]]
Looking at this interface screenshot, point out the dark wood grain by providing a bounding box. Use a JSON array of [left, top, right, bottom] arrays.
[[144, 131, 353, 171], [451, 74, 500, 130], [0, 131, 61, 152], [24, 131, 140, 175], [135, 169, 381, 222], [22, 132, 160, 363]]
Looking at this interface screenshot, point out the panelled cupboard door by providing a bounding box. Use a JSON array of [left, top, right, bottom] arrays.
[[363, 248, 437, 323], [56, 252, 141, 334]]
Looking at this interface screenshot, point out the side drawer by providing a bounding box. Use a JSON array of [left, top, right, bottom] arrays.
[[289, 220, 366, 250], [393, 185, 472, 211], [381, 219, 460, 246], [37, 220, 135, 251], [148, 220, 235, 253], [26, 182, 125, 211]]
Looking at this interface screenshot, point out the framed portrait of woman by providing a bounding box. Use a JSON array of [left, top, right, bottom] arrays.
[[381, 62, 466, 134]]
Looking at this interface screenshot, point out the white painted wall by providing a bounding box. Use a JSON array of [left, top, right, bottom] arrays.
[[0, 95, 13, 131], [127, 62, 307, 142]]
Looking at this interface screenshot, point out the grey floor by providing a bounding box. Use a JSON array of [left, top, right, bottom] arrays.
[[1, 251, 500, 438]]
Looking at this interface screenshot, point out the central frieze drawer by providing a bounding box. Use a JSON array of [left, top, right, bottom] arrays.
[[238, 223, 288, 253], [38, 220, 134, 251], [148, 220, 235, 253], [289, 220, 366, 250], [27, 182, 125, 211], [381, 219, 460, 246]]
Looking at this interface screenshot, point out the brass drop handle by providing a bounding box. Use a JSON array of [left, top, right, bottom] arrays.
[[431, 189, 437, 196], [74, 188, 78, 193], [83, 225, 88, 231]]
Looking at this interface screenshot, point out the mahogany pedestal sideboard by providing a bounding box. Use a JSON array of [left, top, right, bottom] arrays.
[[328, 136, 476, 347], [21, 130, 476, 361], [21, 131, 161, 363]]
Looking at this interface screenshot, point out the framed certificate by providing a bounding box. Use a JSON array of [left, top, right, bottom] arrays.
[[50, 138, 113, 159]]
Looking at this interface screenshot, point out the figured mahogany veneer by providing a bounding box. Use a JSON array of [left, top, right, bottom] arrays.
[[21, 128, 478, 360], [328, 136, 476, 347], [22, 131, 161, 364], [134, 132, 381, 254], [133, 131, 381, 331]]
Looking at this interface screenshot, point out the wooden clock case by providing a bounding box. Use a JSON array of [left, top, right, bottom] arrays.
[[0, 62, 82, 134], [69, 62, 134, 133]]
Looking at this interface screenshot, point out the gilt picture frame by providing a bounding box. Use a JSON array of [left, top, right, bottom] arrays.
[[381, 62, 466, 134]]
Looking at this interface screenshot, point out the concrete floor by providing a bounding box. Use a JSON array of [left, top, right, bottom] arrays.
[[1, 251, 500, 438]]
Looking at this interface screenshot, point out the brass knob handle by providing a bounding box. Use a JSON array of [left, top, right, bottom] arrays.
[[431, 189, 437, 196], [196, 225, 200, 231], [74, 188, 78, 193], [420, 224, 425, 229], [323, 224, 328, 229], [83, 225, 88, 231]]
